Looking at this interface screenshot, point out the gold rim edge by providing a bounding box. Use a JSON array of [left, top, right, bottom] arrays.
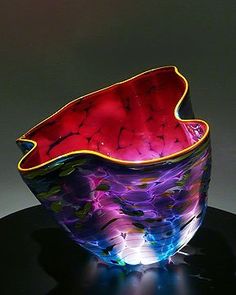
[[16, 65, 210, 172]]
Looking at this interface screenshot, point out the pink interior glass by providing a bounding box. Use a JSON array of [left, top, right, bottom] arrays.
[[20, 67, 207, 169]]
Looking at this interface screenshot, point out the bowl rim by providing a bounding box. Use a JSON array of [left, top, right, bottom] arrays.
[[16, 65, 210, 172]]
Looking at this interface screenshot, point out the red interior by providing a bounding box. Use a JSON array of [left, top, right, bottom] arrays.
[[20, 67, 207, 168]]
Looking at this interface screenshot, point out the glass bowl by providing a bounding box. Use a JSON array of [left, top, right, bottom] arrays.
[[17, 66, 211, 266]]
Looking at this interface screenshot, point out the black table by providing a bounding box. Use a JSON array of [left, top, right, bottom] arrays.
[[1, 206, 235, 295]]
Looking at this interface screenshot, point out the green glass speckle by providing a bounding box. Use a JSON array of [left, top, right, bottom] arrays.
[[51, 201, 63, 213], [63, 158, 87, 170], [176, 172, 191, 186], [59, 167, 75, 177], [117, 258, 126, 266], [75, 202, 92, 219], [138, 183, 148, 189], [122, 209, 144, 216], [36, 185, 61, 199], [95, 183, 110, 191], [71, 158, 87, 167], [25, 163, 64, 179]]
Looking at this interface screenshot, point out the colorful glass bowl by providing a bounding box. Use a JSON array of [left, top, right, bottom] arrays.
[[17, 66, 211, 266]]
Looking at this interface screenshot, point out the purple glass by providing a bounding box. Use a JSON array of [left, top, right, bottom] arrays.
[[17, 66, 211, 266]]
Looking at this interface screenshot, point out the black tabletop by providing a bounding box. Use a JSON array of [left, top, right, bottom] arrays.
[[0, 206, 235, 295]]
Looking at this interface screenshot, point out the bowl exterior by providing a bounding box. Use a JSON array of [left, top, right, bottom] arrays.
[[19, 137, 211, 266]]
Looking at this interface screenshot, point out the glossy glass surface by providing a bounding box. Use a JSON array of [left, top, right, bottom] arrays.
[[17, 66, 211, 266], [18, 66, 207, 168]]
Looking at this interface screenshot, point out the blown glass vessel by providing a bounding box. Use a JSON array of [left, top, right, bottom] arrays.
[[17, 66, 211, 266]]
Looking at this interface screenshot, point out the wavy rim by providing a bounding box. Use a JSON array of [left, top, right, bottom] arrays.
[[17, 65, 210, 172]]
